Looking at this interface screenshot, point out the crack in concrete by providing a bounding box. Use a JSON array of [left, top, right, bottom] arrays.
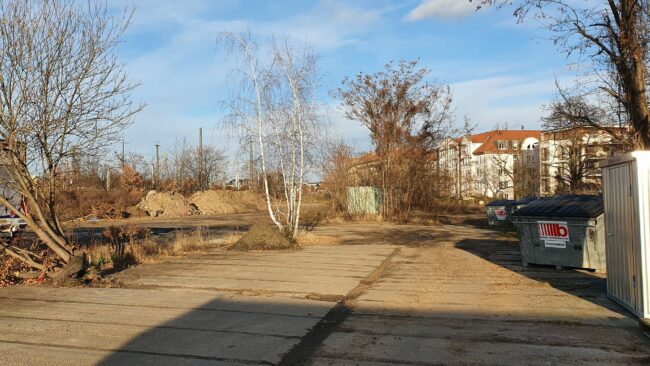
[[278, 247, 401, 366]]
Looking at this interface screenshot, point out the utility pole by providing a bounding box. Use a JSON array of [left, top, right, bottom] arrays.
[[198, 127, 204, 191], [155, 143, 160, 190], [106, 166, 111, 191]]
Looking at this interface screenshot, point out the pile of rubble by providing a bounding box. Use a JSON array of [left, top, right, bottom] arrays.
[[189, 190, 264, 215], [136, 190, 264, 217], [137, 191, 199, 217]]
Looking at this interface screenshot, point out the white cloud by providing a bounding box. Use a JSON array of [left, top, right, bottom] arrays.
[[406, 0, 476, 21], [254, 0, 383, 50], [450, 74, 569, 131], [118, 0, 386, 164]]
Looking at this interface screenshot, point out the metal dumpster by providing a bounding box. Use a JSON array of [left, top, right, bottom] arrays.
[[511, 195, 605, 272], [513, 197, 538, 212], [485, 199, 516, 226]]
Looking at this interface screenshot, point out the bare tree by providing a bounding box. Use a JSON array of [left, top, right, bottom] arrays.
[[198, 145, 228, 189], [542, 96, 625, 193], [321, 139, 356, 212], [478, 0, 650, 149], [0, 0, 142, 275], [335, 60, 454, 220], [154, 140, 227, 194], [220, 31, 321, 237], [484, 154, 513, 199]]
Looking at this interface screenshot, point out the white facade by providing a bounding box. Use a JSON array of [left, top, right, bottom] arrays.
[[539, 127, 624, 196], [439, 127, 625, 200], [437, 130, 540, 200]]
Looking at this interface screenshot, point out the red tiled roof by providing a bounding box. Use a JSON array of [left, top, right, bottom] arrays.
[[466, 131, 495, 144], [471, 130, 541, 155]]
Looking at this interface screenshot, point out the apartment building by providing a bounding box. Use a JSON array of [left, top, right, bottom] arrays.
[[437, 130, 541, 200], [538, 126, 627, 196]]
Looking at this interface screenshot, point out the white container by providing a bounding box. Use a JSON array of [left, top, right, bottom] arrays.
[[600, 151, 650, 318]]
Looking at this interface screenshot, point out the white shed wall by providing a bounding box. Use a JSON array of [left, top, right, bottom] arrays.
[[601, 151, 650, 318]]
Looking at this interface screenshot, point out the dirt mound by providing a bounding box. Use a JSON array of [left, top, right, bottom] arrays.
[[189, 190, 264, 215], [229, 224, 299, 251], [137, 190, 198, 217]]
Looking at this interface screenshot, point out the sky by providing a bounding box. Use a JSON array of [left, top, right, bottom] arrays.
[[111, 0, 579, 168]]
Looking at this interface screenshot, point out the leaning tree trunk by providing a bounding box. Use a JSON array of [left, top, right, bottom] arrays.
[[617, 0, 650, 149]]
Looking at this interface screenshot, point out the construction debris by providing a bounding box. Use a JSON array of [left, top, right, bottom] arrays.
[[137, 191, 199, 217], [135, 190, 264, 218], [189, 190, 264, 215]]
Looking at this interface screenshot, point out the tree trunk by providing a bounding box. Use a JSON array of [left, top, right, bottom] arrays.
[[618, 0, 650, 149]]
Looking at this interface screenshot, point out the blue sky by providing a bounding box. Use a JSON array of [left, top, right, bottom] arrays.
[[112, 0, 577, 165]]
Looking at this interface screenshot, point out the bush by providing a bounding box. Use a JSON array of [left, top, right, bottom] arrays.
[[57, 187, 145, 221], [228, 224, 299, 251], [83, 225, 217, 272]]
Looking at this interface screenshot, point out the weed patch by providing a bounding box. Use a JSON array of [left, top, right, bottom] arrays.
[[83, 225, 218, 274]]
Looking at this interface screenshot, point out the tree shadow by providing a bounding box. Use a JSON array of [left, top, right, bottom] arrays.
[[83, 294, 331, 365], [455, 238, 629, 317]]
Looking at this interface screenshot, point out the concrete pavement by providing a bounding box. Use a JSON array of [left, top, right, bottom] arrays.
[[0, 220, 649, 365], [306, 226, 650, 365], [0, 245, 397, 365]]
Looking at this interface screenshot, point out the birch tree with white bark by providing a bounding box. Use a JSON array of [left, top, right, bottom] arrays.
[[220, 31, 320, 238]]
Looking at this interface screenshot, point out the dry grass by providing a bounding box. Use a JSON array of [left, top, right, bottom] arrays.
[[81, 222, 339, 280], [218, 232, 244, 246], [295, 231, 341, 247], [83, 225, 219, 272]]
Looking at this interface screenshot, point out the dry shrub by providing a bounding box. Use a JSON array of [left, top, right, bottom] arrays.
[[84, 225, 152, 269], [58, 187, 145, 221], [221, 232, 244, 246], [169, 229, 210, 254], [229, 224, 299, 251], [84, 225, 217, 272]]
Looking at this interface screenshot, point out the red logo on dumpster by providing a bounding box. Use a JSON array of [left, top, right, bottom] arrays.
[[538, 221, 570, 240], [495, 209, 507, 220]]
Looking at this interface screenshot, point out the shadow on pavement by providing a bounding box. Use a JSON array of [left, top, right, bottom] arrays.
[[455, 237, 629, 317], [92, 295, 330, 366]]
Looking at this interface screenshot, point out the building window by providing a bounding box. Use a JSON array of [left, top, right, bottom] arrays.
[[497, 140, 507, 150], [512, 141, 519, 150], [499, 181, 509, 189]]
